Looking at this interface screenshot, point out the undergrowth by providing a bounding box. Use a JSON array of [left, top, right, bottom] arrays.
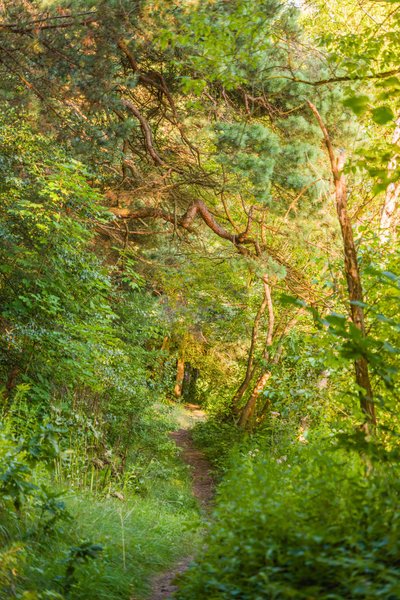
[[0, 404, 201, 600], [178, 418, 400, 600]]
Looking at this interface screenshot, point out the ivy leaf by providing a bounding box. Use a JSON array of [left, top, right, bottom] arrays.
[[371, 106, 395, 125]]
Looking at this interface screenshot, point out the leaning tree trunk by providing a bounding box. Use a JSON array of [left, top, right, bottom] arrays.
[[231, 282, 269, 411], [238, 371, 271, 428], [239, 276, 274, 428], [308, 101, 376, 427]]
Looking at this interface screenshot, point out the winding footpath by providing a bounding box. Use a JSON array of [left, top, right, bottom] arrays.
[[149, 406, 214, 600]]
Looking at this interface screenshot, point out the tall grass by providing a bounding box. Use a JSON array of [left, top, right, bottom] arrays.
[[0, 403, 202, 599], [17, 492, 200, 599]]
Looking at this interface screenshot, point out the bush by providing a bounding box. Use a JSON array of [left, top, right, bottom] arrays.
[[191, 420, 243, 472], [176, 432, 400, 599]]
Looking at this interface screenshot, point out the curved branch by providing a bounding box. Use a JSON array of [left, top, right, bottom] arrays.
[[111, 201, 314, 300], [180, 200, 237, 242], [0, 11, 96, 29], [112, 199, 238, 242], [121, 99, 164, 166], [118, 39, 200, 162], [0, 14, 97, 33], [295, 68, 400, 87]]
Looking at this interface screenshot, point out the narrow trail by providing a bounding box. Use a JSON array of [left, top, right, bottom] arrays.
[[149, 405, 214, 600]]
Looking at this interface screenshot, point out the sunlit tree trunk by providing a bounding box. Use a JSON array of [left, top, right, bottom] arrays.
[[239, 276, 274, 428], [239, 371, 271, 428], [232, 282, 269, 410], [174, 357, 185, 398], [308, 101, 376, 427], [380, 117, 400, 243]]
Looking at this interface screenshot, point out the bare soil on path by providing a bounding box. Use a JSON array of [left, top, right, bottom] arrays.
[[148, 406, 214, 600]]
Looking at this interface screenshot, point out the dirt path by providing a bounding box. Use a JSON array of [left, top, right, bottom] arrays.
[[149, 408, 214, 600]]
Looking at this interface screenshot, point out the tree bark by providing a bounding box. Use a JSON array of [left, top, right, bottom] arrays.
[[239, 371, 271, 428], [1, 366, 19, 411], [174, 357, 185, 398], [380, 116, 400, 243], [239, 276, 274, 428], [308, 101, 376, 426], [231, 283, 269, 408]]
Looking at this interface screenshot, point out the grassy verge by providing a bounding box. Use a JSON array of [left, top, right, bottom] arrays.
[[0, 403, 202, 600]]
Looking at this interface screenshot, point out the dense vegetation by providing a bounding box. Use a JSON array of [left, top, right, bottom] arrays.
[[0, 1, 399, 598]]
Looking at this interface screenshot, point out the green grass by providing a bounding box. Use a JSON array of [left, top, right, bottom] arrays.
[[22, 492, 200, 599], [0, 404, 203, 600]]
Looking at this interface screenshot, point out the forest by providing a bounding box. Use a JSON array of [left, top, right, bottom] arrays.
[[0, 0, 399, 598]]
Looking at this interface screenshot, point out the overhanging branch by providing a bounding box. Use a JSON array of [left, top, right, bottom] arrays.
[[112, 199, 238, 244], [121, 99, 164, 166], [111, 199, 314, 300]]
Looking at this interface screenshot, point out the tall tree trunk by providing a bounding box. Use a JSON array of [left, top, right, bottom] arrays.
[[231, 282, 269, 409], [174, 357, 185, 398], [308, 101, 376, 426], [239, 276, 274, 428], [380, 116, 400, 243]]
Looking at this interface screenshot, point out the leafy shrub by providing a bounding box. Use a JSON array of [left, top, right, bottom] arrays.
[[191, 420, 243, 472], [177, 432, 400, 599]]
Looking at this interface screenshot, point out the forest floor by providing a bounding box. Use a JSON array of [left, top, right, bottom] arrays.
[[148, 404, 214, 600]]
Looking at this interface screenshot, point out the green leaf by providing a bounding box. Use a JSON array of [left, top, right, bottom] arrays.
[[350, 300, 368, 308], [343, 95, 370, 116], [382, 270, 400, 283], [378, 76, 400, 89], [383, 341, 400, 354], [371, 106, 395, 125]]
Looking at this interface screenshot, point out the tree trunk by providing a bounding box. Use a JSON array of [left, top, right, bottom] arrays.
[[2, 366, 19, 411], [380, 116, 400, 243], [333, 147, 376, 425], [238, 371, 271, 428], [239, 276, 274, 428], [308, 101, 376, 426], [174, 357, 185, 398], [231, 283, 269, 409]]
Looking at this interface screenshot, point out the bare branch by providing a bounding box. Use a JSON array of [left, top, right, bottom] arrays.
[[0, 13, 97, 33], [296, 68, 400, 87], [121, 99, 164, 166], [306, 101, 339, 179]]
